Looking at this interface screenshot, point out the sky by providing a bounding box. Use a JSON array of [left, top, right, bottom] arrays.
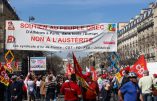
[[9, 0, 156, 58]]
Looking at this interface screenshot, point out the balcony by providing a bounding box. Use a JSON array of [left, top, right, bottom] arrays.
[[137, 21, 154, 32]]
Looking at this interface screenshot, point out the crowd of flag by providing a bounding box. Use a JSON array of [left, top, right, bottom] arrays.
[[66, 53, 148, 86]]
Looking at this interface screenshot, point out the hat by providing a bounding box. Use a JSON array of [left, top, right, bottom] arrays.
[[153, 74, 157, 78]]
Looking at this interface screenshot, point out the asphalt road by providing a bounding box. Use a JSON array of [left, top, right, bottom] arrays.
[[23, 94, 118, 101]]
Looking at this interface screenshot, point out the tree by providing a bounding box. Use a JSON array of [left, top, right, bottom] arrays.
[[46, 55, 64, 75]]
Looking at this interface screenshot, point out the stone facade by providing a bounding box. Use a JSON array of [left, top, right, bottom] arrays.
[[118, 2, 157, 64], [0, 0, 19, 60]]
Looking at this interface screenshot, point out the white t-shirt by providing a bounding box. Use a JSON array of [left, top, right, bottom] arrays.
[[139, 76, 153, 94], [36, 81, 41, 87], [27, 80, 35, 91]]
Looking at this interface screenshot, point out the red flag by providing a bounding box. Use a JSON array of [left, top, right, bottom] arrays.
[[72, 53, 90, 87], [130, 55, 147, 78], [4, 61, 13, 73], [90, 66, 98, 81], [90, 66, 95, 71], [66, 63, 74, 75], [92, 71, 98, 81], [73, 53, 98, 94], [119, 66, 130, 76], [14, 61, 19, 69], [72, 53, 85, 78], [0, 66, 10, 86]]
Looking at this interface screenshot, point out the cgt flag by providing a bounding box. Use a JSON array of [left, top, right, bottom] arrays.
[[4, 61, 13, 73], [0, 66, 10, 86], [130, 55, 148, 78]]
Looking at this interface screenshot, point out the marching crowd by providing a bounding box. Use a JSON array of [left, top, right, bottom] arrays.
[[0, 70, 157, 101]]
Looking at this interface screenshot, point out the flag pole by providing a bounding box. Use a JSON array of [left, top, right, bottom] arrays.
[[27, 56, 30, 72]]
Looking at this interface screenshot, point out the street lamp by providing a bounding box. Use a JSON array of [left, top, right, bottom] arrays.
[[27, 16, 35, 72], [29, 16, 35, 22]]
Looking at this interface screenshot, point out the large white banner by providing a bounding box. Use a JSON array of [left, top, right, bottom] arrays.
[[30, 57, 46, 71], [5, 20, 117, 52]]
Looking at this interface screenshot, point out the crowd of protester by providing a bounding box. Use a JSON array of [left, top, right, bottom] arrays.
[[0, 70, 157, 101]]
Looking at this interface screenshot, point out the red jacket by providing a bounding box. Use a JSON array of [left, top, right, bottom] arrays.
[[60, 81, 81, 101]]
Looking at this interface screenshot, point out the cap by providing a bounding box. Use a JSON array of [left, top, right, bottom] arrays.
[[128, 72, 137, 78]]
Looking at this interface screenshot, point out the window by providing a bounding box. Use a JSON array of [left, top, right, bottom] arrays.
[[143, 11, 147, 19], [147, 9, 152, 16], [137, 18, 139, 23], [134, 19, 137, 25], [139, 14, 144, 22]]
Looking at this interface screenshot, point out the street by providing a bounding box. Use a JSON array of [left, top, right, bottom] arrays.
[[22, 94, 117, 101]]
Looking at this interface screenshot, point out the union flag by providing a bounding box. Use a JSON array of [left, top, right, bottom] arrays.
[[130, 55, 147, 78], [4, 61, 13, 73]]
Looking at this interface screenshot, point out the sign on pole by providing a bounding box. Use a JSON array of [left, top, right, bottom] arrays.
[[30, 57, 46, 71]]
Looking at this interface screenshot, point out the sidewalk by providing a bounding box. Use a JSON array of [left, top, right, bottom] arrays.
[[22, 95, 64, 101]]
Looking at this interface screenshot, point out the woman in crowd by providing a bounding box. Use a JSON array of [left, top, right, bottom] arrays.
[[40, 76, 46, 101], [45, 75, 57, 101], [27, 74, 36, 101], [99, 78, 111, 101]]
